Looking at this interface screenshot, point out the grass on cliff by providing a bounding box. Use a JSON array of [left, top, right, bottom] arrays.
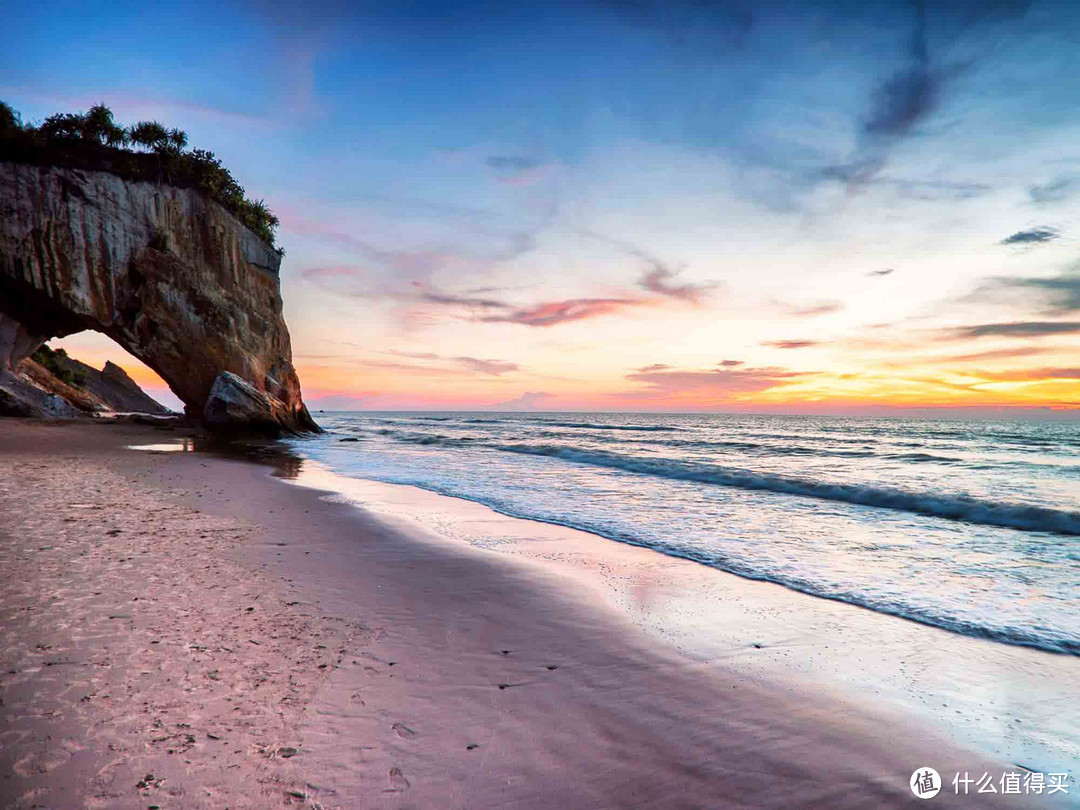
[[0, 102, 281, 252]]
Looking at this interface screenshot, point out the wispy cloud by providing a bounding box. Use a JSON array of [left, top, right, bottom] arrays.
[[941, 321, 1080, 339], [386, 350, 520, 375], [1029, 177, 1074, 205], [862, 1, 938, 139], [788, 301, 843, 317], [481, 297, 646, 327], [1000, 227, 1059, 246], [966, 268, 1080, 315], [623, 365, 804, 400], [639, 265, 717, 304], [763, 339, 821, 349], [868, 268, 896, 278], [970, 367, 1080, 382]]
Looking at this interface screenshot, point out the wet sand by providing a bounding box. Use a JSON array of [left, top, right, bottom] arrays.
[[0, 420, 1047, 808]]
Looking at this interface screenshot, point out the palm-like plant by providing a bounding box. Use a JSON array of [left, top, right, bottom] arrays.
[[0, 101, 20, 131], [129, 121, 169, 151], [168, 128, 188, 151]]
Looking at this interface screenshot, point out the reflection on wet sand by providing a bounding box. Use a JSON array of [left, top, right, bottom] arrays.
[[128, 436, 305, 479]]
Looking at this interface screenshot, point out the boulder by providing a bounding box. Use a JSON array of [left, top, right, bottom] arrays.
[[204, 371, 291, 434], [0, 370, 79, 419]]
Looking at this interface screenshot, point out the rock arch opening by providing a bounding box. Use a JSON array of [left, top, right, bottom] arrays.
[[0, 162, 316, 432]]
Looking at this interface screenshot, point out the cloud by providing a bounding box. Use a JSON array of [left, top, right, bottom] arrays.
[[485, 155, 554, 186], [576, 228, 716, 304], [868, 268, 896, 277], [481, 297, 646, 327], [969, 268, 1080, 315], [1029, 177, 1074, 205], [763, 340, 821, 349], [863, 2, 937, 138], [1000, 227, 1059, 246], [971, 368, 1080, 382], [942, 321, 1080, 339], [636, 363, 671, 373], [386, 350, 520, 375], [718, 359, 744, 367], [454, 356, 520, 375], [937, 346, 1050, 363], [494, 391, 553, 411], [623, 365, 804, 399], [789, 301, 843, 317], [415, 289, 511, 309], [639, 265, 717, 304]]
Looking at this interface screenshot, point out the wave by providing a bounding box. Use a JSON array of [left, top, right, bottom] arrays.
[[547, 421, 681, 432], [306, 460, 1080, 656], [492, 444, 1080, 536]]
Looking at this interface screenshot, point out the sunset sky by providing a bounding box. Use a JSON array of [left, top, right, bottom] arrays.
[[5, 0, 1080, 415]]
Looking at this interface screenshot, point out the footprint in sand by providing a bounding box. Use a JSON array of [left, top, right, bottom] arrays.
[[391, 722, 416, 738], [387, 767, 410, 792]]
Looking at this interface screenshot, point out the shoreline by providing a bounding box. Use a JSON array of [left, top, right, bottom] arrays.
[[276, 459, 1080, 778], [0, 420, 1056, 808]]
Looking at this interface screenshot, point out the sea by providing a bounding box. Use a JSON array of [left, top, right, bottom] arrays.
[[287, 412, 1079, 658]]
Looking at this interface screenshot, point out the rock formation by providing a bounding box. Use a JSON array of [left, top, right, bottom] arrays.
[[0, 161, 318, 433]]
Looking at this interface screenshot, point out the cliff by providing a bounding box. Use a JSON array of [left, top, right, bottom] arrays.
[[0, 161, 317, 433]]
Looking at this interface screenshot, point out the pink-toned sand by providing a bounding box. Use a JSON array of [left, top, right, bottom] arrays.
[[0, 420, 1038, 808]]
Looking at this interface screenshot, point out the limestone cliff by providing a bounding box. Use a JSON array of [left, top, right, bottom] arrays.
[[0, 161, 317, 433]]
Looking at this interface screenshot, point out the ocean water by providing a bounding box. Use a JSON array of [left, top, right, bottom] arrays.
[[287, 412, 1080, 656]]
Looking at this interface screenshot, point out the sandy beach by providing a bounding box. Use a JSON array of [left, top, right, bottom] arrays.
[[0, 420, 1054, 808]]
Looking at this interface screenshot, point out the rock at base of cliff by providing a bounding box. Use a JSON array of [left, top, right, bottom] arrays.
[[204, 371, 301, 435], [0, 371, 80, 419]]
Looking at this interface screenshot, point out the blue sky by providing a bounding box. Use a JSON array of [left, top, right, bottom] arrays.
[[5, 0, 1080, 413]]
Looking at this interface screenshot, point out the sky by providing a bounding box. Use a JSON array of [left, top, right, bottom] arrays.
[[4, 0, 1080, 415]]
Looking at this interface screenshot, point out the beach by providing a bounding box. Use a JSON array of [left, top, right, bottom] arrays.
[[0, 420, 1063, 808]]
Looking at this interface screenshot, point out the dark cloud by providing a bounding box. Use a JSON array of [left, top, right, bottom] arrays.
[[481, 297, 645, 327], [820, 166, 989, 199], [942, 321, 1080, 339], [1000, 227, 1059, 246], [718, 359, 744, 367], [864, 1, 937, 138], [639, 265, 716, 304], [635, 363, 671, 373], [1029, 177, 1074, 205], [868, 268, 896, 277], [969, 268, 1080, 315], [417, 290, 511, 309], [763, 340, 821, 349]]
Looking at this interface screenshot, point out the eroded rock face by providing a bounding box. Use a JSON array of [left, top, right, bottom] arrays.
[[0, 162, 317, 433]]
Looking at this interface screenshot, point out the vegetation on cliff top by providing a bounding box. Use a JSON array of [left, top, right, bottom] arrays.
[[31, 345, 85, 388], [0, 102, 281, 251]]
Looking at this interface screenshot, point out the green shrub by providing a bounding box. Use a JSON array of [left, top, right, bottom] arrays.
[[0, 102, 282, 251], [31, 345, 85, 387]]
